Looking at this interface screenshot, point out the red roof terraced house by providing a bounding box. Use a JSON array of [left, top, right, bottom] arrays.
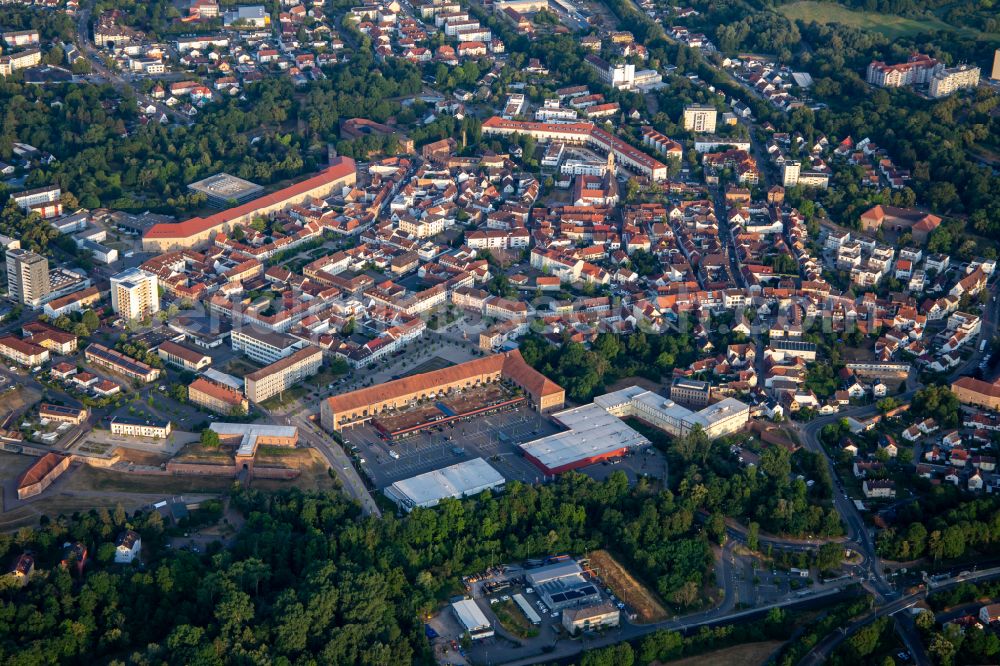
[[142, 158, 356, 251]]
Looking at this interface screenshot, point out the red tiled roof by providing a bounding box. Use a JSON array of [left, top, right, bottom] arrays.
[[189, 377, 245, 406], [325, 350, 561, 414], [17, 452, 68, 490], [143, 158, 355, 240]]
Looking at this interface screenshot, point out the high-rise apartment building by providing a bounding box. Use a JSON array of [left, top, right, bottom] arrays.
[[110, 267, 160, 320], [991, 49, 1000, 81], [928, 65, 981, 98], [683, 104, 717, 133], [6, 248, 51, 308], [782, 161, 801, 187]]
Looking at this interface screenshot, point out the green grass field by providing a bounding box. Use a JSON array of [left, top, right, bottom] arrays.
[[777, 2, 986, 39]]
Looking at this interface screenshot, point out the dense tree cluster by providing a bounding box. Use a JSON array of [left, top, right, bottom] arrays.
[[0, 6, 76, 42], [661, 424, 843, 538], [773, 19, 1000, 244], [519, 332, 697, 402], [911, 385, 962, 428], [876, 494, 1000, 563], [0, 473, 714, 662], [581, 608, 792, 666], [715, 12, 802, 62]]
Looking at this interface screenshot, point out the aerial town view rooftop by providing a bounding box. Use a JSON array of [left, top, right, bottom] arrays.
[[0, 0, 999, 662]]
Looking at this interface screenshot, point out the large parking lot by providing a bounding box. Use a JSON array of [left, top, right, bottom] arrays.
[[344, 406, 561, 489], [343, 404, 671, 491]]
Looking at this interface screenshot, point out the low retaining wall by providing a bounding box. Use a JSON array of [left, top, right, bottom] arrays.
[[166, 461, 236, 477], [164, 461, 300, 480]]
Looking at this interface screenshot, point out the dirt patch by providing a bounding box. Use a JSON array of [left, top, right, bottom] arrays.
[[174, 442, 235, 464], [255, 447, 320, 468], [115, 448, 171, 465], [0, 385, 42, 425], [588, 549, 667, 623], [253, 458, 339, 492], [65, 466, 233, 494], [653, 641, 782, 666], [604, 376, 663, 395]]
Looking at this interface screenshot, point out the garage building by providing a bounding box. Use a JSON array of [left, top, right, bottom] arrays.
[[451, 599, 494, 640]]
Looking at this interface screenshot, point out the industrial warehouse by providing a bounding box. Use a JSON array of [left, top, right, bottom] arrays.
[[525, 560, 602, 611], [518, 402, 651, 475], [383, 457, 505, 511]]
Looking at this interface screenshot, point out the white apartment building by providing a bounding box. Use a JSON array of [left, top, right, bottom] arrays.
[[110, 416, 172, 439], [585, 54, 635, 90], [561, 157, 609, 176], [683, 104, 717, 133], [0, 49, 42, 76], [110, 268, 160, 320], [781, 161, 800, 187], [929, 65, 980, 98], [244, 347, 323, 403], [398, 216, 445, 238], [11, 185, 60, 211]]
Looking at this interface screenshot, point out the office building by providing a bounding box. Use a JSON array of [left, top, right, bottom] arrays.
[[5, 249, 50, 308], [244, 346, 323, 403], [481, 117, 668, 181], [683, 104, 717, 133], [670, 377, 712, 407], [594, 386, 751, 440], [231, 328, 302, 365], [584, 54, 635, 90], [157, 340, 211, 371], [562, 603, 620, 633], [992, 48, 1000, 81], [110, 268, 160, 320]]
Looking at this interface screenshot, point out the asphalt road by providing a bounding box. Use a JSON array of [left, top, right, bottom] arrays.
[[289, 411, 382, 517], [74, 4, 191, 126], [800, 566, 1000, 666]]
